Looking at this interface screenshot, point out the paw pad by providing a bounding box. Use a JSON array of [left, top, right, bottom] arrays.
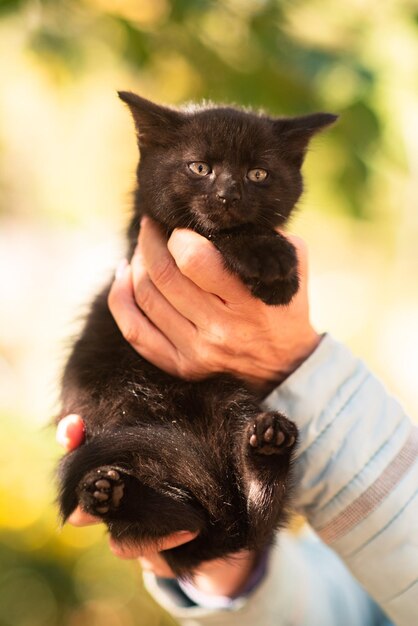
[[248, 413, 297, 455], [78, 466, 125, 516]]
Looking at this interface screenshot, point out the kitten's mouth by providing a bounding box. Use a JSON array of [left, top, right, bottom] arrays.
[[198, 213, 253, 232], [194, 202, 254, 231]]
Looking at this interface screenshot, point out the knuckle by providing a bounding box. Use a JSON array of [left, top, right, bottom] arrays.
[[174, 241, 210, 276], [175, 246, 196, 272], [148, 256, 175, 288], [209, 324, 243, 360], [193, 343, 210, 367], [208, 322, 227, 346], [192, 340, 218, 372], [176, 347, 208, 380], [122, 324, 141, 347], [176, 355, 195, 380], [205, 321, 232, 351]]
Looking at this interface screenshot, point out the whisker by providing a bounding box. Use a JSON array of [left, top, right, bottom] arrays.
[[256, 214, 274, 228]]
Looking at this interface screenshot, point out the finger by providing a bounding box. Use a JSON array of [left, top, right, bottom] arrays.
[[108, 530, 197, 571], [167, 228, 252, 305], [109, 530, 196, 559], [139, 218, 223, 324], [153, 530, 198, 551], [139, 555, 175, 577], [130, 247, 198, 352], [108, 262, 182, 375], [56, 414, 85, 451], [67, 506, 100, 526], [108, 539, 144, 560]]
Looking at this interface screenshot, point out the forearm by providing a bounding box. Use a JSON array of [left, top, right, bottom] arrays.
[[96, 223, 417, 623], [264, 334, 418, 626]]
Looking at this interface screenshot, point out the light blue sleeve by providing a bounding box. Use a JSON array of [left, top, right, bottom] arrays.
[[146, 527, 392, 625], [144, 335, 417, 625], [264, 334, 418, 626]]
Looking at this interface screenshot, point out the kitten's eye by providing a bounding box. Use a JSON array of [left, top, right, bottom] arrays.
[[247, 168, 268, 182], [188, 162, 211, 176]]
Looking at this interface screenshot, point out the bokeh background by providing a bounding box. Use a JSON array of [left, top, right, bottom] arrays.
[[0, 0, 417, 624]]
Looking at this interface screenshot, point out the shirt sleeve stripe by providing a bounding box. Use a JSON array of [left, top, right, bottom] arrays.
[[317, 426, 418, 544]]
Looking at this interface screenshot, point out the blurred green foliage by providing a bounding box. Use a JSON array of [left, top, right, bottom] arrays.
[[1, 0, 417, 220], [1, 1, 417, 624]]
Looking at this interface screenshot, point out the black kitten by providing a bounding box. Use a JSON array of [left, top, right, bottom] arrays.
[[58, 93, 336, 577]]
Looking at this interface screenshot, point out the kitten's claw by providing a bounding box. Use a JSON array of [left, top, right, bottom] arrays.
[[77, 466, 125, 516], [248, 412, 297, 456]]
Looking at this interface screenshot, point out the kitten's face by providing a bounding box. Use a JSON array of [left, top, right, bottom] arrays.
[[139, 110, 301, 232], [119, 93, 337, 234]]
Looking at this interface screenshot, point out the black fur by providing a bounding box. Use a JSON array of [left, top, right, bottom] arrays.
[[57, 94, 336, 577]]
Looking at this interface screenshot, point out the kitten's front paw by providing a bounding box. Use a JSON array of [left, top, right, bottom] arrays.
[[231, 239, 299, 305], [250, 274, 299, 305], [239, 243, 296, 280], [248, 412, 297, 456], [77, 466, 125, 516], [248, 274, 299, 304]]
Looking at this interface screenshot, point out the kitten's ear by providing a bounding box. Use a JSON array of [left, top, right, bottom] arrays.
[[273, 113, 338, 167], [118, 91, 185, 148]]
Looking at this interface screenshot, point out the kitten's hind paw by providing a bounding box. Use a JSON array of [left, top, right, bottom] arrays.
[[77, 466, 125, 516], [248, 412, 297, 456]]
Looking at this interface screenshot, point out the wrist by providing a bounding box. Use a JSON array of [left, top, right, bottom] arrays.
[[243, 328, 322, 394], [279, 328, 322, 381]]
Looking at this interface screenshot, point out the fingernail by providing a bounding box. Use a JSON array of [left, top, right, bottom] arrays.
[[115, 259, 128, 280]]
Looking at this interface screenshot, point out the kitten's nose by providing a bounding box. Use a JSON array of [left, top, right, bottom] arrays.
[[216, 187, 241, 204]]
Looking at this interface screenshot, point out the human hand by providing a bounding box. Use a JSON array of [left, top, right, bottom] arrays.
[[57, 220, 317, 593], [57, 414, 256, 593], [108, 217, 320, 392], [56, 414, 198, 575]]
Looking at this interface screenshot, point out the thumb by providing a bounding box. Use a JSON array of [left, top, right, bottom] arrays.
[[56, 414, 85, 451]]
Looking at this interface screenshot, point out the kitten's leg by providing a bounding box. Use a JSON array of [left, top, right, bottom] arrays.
[[59, 424, 210, 542], [74, 460, 206, 548], [241, 411, 298, 547]]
